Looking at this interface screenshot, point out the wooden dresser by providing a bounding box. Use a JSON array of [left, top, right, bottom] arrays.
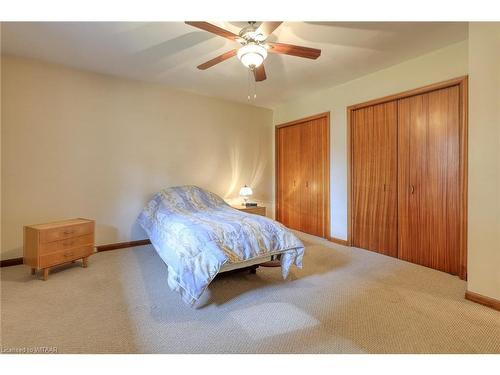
[[234, 206, 266, 217], [24, 218, 95, 280]]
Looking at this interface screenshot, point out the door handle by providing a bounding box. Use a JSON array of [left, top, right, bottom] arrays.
[[410, 185, 415, 194], [383, 183, 386, 192], [306, 181, 309, 188]]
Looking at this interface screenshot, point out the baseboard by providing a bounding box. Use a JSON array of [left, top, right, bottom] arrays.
[[95, 239, 151, 252], [1, 240, 151, 267], [465, 290, 500, 311], [0, 257, 24, 267], [328, 236, 349, 246]]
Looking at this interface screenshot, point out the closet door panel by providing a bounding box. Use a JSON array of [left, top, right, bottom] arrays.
[[276, 114, 329, 238], [352, 106, 375, 250], [276, 127, 286, 223], [399, 94, 428, 265], [300, 118, 327, 237], [300, 121, 315, 235], [352, 102, 398, 256], [375, 101, 398, 256], [397, 97, 412, 263], [398, 86, 461, 275], [427, 86, 460, 274], [317, 116, 329, 238], [277, 124, 302, 231], [446, 87, 461, 275]]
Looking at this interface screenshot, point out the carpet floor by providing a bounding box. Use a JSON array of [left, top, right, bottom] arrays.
[[1, 233, 499, 354]]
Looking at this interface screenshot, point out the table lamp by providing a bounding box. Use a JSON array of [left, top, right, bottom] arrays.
[[239, 185, 253, 206]]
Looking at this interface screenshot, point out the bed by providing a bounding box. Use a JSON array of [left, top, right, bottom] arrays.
[[138, 185, 304, 305]]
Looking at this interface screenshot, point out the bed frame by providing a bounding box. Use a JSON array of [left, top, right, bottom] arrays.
[[218, 254, 281, 276]]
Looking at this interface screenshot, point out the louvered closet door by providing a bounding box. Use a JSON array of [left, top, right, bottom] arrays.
[[277, 124, 302, 231], [398, 86, 461, 275], [352, 101, 398, 256]]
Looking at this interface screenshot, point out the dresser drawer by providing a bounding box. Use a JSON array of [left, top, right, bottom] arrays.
[[39, 222, 94, 243], [39, 245, 94, 268], [243, 207, 266, 216], [39, 234, 94, 255]]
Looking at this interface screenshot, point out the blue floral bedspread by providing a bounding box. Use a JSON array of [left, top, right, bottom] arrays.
[[138, 185, 304, 305]]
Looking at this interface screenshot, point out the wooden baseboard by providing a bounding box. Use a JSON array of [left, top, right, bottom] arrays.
[[465, 290, 500, 311], [328, 236, 350, 246], [95, 239, 151, 252], [0, 257, 24, 267], [1, 240, 151, 267]]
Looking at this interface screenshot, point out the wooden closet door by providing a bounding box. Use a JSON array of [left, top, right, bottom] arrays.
[[277, 124, 302, 231], [398, 86, 461, 275], [300, 118, 328, 237], [276, 114, 329, 237], [352, 101, 398, 256]]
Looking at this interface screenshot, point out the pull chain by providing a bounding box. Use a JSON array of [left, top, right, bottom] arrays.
[[247, 68, 257, 102], [247, 69, 251, 101], [253, 70, 257, 100]]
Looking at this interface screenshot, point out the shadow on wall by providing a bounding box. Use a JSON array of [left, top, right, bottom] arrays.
[[224, 143, 242, 200], [118, 129, 271, 244], [223, 137, 268, 205], [248, 137, 268, 196]]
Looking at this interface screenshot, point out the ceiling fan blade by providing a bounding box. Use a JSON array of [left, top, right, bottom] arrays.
[[253, 65, 267, 82], [268, 42, 321, 59], [185, 22, 239, 41], [197, 49, 237, 70], [256, 22, 283, 37]]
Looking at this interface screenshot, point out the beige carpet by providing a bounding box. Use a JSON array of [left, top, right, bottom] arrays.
[[1, 233, 499, 353]]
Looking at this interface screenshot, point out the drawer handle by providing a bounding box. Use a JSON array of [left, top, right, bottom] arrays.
[[64, 252, 74, 257], [63, 240, 75, 246], [63, 230, 75, 235]]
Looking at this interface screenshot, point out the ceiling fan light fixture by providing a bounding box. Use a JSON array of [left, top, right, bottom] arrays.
[[237, 43, 267, 68]]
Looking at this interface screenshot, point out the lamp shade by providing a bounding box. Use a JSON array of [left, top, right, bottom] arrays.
[[237, 43, 267, 68], [239, 185, 253, 197]]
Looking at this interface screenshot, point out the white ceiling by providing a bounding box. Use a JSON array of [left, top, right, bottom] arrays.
[[1, 22, 468, 108]]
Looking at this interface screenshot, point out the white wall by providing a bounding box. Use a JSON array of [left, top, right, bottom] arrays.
[[273, 41, 468, 240], [0, 24, 3, 255], [1, 55, 274, 259], [467, 23, 500, 300]]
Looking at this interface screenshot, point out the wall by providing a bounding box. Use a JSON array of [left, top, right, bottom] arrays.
[[0, 25, 2, 255], [273, 41, 469, 240], [467, 23, 500, 300], [1, 55, 274, 259]]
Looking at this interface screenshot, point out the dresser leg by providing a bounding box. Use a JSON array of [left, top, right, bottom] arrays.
[[82, 257, 88, 268], [31, 268, 36, 275], [43, 268, 49, 281]]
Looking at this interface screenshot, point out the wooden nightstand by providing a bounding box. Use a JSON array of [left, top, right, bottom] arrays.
[[24, 218, 95, 280], [234, 206, 266, 217]]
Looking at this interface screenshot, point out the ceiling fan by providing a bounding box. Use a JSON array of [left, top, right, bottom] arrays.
[[185, 21, 321, 82]]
